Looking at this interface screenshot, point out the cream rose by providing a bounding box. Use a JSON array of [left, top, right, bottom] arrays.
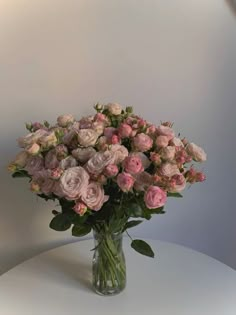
[[109, 144, 129, 164], [77, 129, 98, 147], [86, 151, 115, 175], [17, 129, 47, 148], [39, 131, 57, 149], [81, 182, 108, 211], [57, 114, 75, 127], [186, 143, 207, 162], [106, 103, 122, 115], [161, 146, 176, 161], [59, 156, 77, 170], [60, 166, 89, 200], [72, 147, 96, 163], [160, 162, 180, 177]]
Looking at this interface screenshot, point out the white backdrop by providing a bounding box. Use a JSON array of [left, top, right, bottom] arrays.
[[0, 0, 236, 274]]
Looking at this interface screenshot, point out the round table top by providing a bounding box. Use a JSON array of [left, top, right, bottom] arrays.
[[0, 239, 235, 315]]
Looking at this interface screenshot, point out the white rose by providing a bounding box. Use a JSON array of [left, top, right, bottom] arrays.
[[109, 144, 129, 164], [86, 151, 115, 175], [13, 151, 29, 167], [60, 166, 89, 200], [92, 122, 105, 136], [81, 182, 109, 211], [186, 143, 207, 162], [72, 147, 96, 163], [106, 103, 122, 115], [59, 156, 77, 170], [160, 162, 180, 177], [161, 146, 176, 161], [57, 114, 75, 127], [170, 137, 184, 147], [77, 129, 98, 147]]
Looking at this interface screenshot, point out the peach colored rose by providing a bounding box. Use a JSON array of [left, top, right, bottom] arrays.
[[133, 133, 153, 152], [77, 129, 98, 147], [26, 143, 40, 155], [156, 125, 175, 141], [123, 155, 144, 174], [104, 164, 119, 177], [155, 135, 169, 148], [57, 114, 75, 127], [117, 172, 135, 192], [81, 182, 108, 211], [144, 186, 167, 209], [60, 166, 89, 200], [186, 143, 207, 162]]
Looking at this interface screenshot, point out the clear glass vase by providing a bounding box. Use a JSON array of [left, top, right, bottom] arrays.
[[92, 227, 126, 295]]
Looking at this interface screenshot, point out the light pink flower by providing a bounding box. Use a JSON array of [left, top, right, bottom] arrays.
[[92, 122, 105, 136], [118, 123, 132, 138], [79, 116, 94, 129], [52, 181, 65, 198], [123, 155, 144, 174], [169, 174, 186, 192], [156, 125, 175, 141], [134, 172, 153, 191], [18, 129, 47, 148], [39, 131, 57, 149], [104, 164, 119, 177], [13, 151, 29, 168], [25, 156, 44, 175], [160, 162, 180, 177], [57, 114, 75, 127], [144, 186, 167, 209], [196, 172, 206, 182], [133, 133, 153, 152], [96, 136, 109, 151], [106, 103, 122, 115], [73, 202, 87, 216], [50, 168, 64, 180], [117, 172, 135, 192], [59, 156, 77, 170], [72, 147, 96, 163], [146, 125, 156, 135], [86, 151, 115, 175], [111, 135, 120, 144], [150, 152, 162, 165], [26, 143, 40, 155], [104, 127, 116, 139], [94, 113, 108, 124], [62, 130, 77, 146], [77, 129, 98, 147], [186, 143, 207, 162], [41, 178, 55, 195], [81, 182, 108, 211], [161, 146, 175, 161], [110, 144, 129, 164], [155, 135, 169, 148], [170, 137, 184, 147], [55, 144, 68, 160], [45, 150, 59, 169], [60, 166, 90, 200]]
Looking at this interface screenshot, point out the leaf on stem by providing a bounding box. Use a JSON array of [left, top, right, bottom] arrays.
[[72, 225, 91, 237], [167, 192, 183, 198], [122, 220, 143, 232], [131, 239, 155, 258]]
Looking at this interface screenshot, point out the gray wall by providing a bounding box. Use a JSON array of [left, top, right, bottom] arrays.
[[0, 0, 236, 274]]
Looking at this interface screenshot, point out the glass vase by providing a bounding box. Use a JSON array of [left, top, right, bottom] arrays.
[[92, 227, 126, 295]]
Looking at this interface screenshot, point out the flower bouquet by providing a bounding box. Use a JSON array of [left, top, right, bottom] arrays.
[[8, 103, 206, 295]]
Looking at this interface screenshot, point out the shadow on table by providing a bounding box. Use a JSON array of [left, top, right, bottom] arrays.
[[32, 253, 94, 294]]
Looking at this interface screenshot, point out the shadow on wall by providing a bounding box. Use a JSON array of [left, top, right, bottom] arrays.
[[226, 0, 236, 16]]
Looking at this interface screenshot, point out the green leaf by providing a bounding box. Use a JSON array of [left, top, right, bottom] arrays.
[[37, 193, 56, 201], [12, 170, 30, 178], [148, 206, 165, 215], [123, 220, 143, 232], [127, 203, 143, 218], [72, 225, 91, 237], [167, 192, 183, 198], [131, 239, 155, 258], [49, 214, 71, 231]]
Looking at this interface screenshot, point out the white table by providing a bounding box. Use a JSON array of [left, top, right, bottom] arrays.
[[0, 239, 235, 315]]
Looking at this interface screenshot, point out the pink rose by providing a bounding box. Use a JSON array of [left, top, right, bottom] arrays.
[[41, 178, 55, 195], [94, 113, 108, 124], [150, 152, 162, 165], [77, 129, 98, 147], [18, 129, 47, 148], [50, 167, 64, 180], [118, 123, 132, 138], [104, 164, 119, 177], [123, 155, 144, 174], [45, 150, 59, 169], [104, 127, 116, 139], [73, 202, 87, 216], [117, 172, 135, 192], [186, 143, 207, 162], [134, 172, 153, 191], [79, 116, 93, 129], [161, 146, 175, 161], [135, 152, 151, 169], [72, 147, 96, 163], [25, 156, 44, 175], [196, 172, 206, 182], [52, 181, 65, 198], [160, 162, 180, 177], [57, 114, 75, 127], [111, 135, 120, 144], [86, 151, 115, 175], [133, 133, 153, 152], [155, 135, 169, 148], [81, 182, 109, 211], [156, 125, 175, 141], [109, 144, 129, 164], [146, 125, 156, 135], [169, 174, 186, 193], [59, 156, 77, 170], [60, 166, 90, 200], [144, 186, 167, 209]]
